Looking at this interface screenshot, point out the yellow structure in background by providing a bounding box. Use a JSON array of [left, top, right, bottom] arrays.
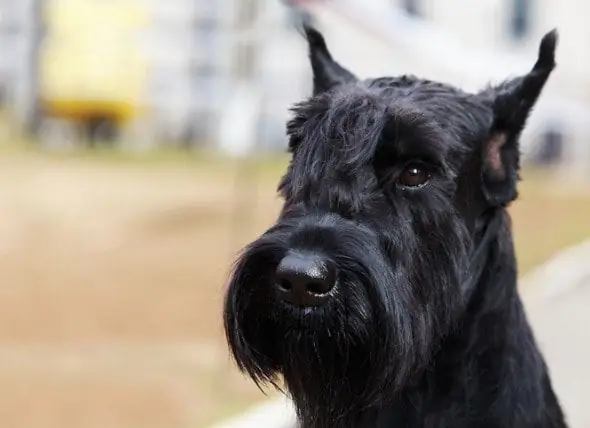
[[39, 0, 149, 125]]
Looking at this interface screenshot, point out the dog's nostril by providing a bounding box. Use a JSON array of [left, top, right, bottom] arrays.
[[278, 279, 293, 292], [274, 251, 337, 307], [306, 280, 331, 295]]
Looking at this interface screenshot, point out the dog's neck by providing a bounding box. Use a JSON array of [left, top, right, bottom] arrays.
[[372, 209, 566, 428], [460, 207, 504, 303]]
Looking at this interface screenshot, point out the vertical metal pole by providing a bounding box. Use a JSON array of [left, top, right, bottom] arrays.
[[25, 0, 43, 137], [230, 155, 258, 249], [228, 0, 261, 252]]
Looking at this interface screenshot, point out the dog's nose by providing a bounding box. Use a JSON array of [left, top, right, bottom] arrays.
[[274, 252, 337, 307]]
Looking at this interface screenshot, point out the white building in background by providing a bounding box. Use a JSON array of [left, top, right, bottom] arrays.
[[0, 0, 41, 133], [142, 0, 234, 145], [0, 0, 588, 171], [222, 0, 312, 153]]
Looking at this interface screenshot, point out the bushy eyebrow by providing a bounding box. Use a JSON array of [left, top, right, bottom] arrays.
[[375, 108, 449, 168]]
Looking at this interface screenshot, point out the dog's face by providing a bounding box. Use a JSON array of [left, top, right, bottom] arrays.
[[224, 26, 557, 424]]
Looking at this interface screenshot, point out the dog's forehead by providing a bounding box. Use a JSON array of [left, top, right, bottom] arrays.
[[365, 75, 492, 127], [366, 75, 465, 96], [289, 75, 492, 159]]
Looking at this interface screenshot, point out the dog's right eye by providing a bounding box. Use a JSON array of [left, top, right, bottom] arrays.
[[397, 164, 430, 188]]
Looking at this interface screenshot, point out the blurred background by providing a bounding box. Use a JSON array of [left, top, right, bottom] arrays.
[[0, 0, 589, 427]]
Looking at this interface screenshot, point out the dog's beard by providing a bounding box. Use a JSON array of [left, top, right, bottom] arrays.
[[224, 218, 471, 427], [278, 273, 417, 427]]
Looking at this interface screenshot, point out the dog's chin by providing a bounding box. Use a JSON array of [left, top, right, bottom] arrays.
[[277, 318, 400, 428]]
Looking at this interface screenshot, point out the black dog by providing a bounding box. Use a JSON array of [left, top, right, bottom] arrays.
[[223, 24, 567, 428]]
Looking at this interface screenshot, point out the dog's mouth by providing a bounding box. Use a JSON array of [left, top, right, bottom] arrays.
[[274, 289, 341, 321]]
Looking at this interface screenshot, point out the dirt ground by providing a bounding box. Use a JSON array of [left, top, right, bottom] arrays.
[[0, 152, 284, 428], [0, 151, 589, 428]]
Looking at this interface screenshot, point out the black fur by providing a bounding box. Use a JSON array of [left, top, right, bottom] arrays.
[[223, 25, 566, 428]]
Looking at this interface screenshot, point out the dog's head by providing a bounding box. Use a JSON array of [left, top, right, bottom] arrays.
[[223, 25, 557, 425]]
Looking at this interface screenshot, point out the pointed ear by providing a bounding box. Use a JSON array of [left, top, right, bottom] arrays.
[[480, 29, 558, 206], [301, 24, 358, 95]]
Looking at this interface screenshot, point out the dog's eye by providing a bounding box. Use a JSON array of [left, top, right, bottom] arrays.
[[397, 164, 430, 188]]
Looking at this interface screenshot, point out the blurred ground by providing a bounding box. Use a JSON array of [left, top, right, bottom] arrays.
[[0, 147, 589, 427], [527, 274, 590, 428]]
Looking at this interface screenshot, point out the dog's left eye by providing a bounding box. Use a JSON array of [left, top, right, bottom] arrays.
[[397, 164, 430, 188]]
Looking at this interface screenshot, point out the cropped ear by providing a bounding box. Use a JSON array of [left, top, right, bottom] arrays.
[[300, 24, 358, 95], [479, 29, 558, 206]]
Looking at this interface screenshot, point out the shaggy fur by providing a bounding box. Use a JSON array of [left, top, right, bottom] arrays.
[[223, 24, 567, 428]]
